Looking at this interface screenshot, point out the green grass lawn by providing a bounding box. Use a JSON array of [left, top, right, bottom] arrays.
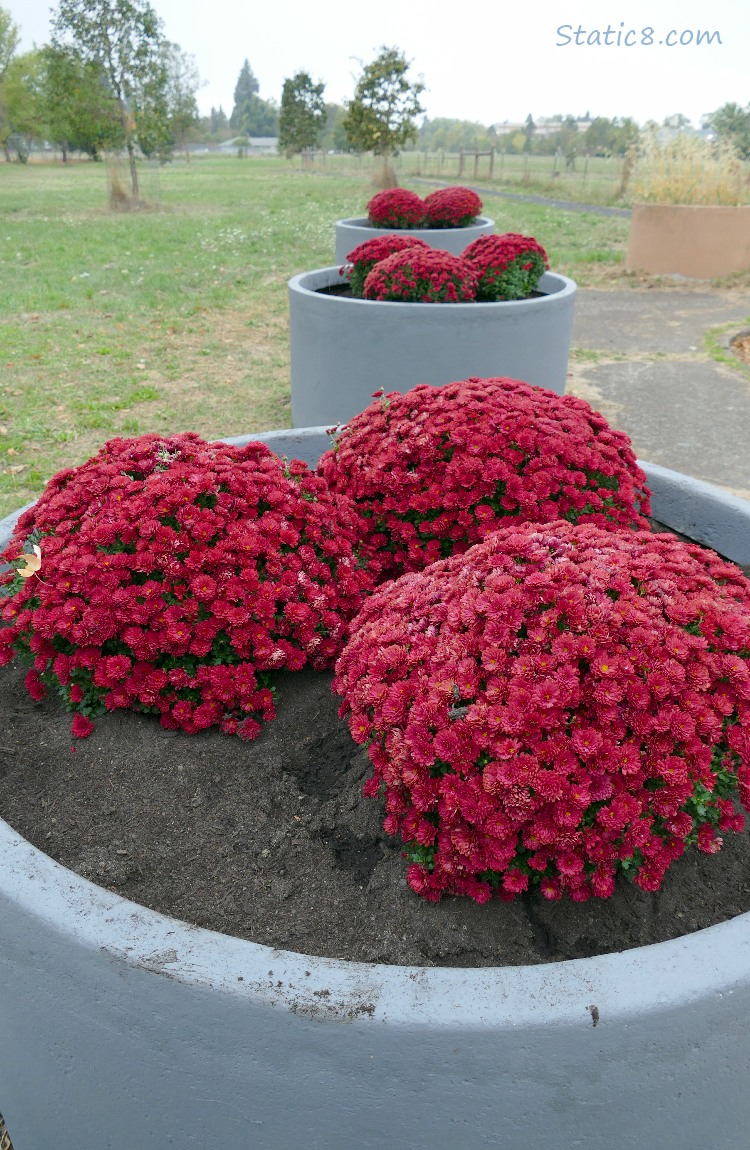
[[0, 152, 688, 517]]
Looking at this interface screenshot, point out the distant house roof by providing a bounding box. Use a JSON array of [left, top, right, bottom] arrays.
[[219, 136, 278, 150]]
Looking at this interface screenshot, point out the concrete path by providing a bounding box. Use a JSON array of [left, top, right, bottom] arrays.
[[566, 289, 750, 499], [413, 177, 631, 217]]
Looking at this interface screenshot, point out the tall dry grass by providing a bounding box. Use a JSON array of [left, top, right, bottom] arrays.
[[633, 133, 748, 205]]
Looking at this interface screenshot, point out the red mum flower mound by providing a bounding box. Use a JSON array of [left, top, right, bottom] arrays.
[[334, 522, 750, 903], [343, 233, 430, 298], [0, 433, 373, 740], [366, 188, 426, 229], [423, 186, 483, 228], [362, 248, 478, 303], [463, 233, 549, 301], [317, 378, 651, 581]]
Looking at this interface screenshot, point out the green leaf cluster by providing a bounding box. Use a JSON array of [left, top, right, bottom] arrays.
[[343, 46, 425, 158], [278, 71, 326, 158]]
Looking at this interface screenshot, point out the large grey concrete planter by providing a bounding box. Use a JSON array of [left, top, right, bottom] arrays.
[[289, 267, 577, 427], [1, 428, 750, 1150], [335, 215, 495, 264]]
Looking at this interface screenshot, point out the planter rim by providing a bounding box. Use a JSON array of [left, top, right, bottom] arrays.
[[290, 265, 577, 312], [631, 200, 750, 210], [3, 813, 750, 1028], [1, 438, 750, 1030], [336, 214, 496, 230]]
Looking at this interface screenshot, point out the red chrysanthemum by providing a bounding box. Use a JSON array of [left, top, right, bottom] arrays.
[[334, 521, 750, 902], [0, 433, 374, 740], [342, 233, 430, 297], [366, 188, 426, 229], [362, 248, 478, 303], [463, 233, 550, 301], [318, 377, 652, 582], [423, 186, 483, 228]]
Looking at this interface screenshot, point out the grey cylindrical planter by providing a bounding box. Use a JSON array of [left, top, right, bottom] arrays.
[[1, 431, 750, 1150], [289, 267, 577, 427], [335, 215, 495, 264]]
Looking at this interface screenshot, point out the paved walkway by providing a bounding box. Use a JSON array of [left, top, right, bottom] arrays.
[[414, 179, 750, 497], [567, 289, 750, 499], [413, 177, 631, 217]]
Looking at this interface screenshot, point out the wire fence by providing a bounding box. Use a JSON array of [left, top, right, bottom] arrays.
[[304, 150, 636, 205]]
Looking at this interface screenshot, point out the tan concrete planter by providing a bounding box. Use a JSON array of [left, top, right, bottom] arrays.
[[626, 202, 750, 278]]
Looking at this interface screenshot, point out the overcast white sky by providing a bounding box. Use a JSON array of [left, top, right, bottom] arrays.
[[5, 0, 749, 128]]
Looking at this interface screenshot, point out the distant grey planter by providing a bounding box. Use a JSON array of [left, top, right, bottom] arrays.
[[1, 432, 750, 1150], [335, 215, 495, 264], [288, 267, 577, 427]]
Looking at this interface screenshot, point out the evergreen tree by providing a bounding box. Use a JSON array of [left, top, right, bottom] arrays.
[[278, 71, 326, 157], [229, 58, 278, 137], [209, 105, 229, 135], [229, 58, 259, 129]]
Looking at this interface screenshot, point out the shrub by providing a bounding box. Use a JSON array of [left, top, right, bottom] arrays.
[[343, 233, 430, 297], [318, 377, 651, 581], [0, 433, 373, 740], [367, 188, 426, 228], [362, 248, 478, 302], [334, 521, 750, 902], [463, 233, 549, 301], [423, 186, 483, 227]]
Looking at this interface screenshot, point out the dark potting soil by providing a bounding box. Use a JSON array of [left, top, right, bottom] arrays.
[[316, 283, 545, 301], [2, 527, 750, 969]]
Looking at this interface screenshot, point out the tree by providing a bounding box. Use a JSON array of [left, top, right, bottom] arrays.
[[523, 113, 535, 152], [0, 5, 21, 159], [318, 102, 348, 152], [229, 59, 278, 137], [278, 71, 326, 158], [417, 117, 496, 153], [241, 94, 278, 137], [710, 102, 750, 159], [3, 50, 45, 161], [51, 0, 169, 196], [343, 46, 425, 183], [229, 58, 258, 128], [583, 115, 638, 156], [663, 113, 693, 132], [0, 5, 18, 76], [40, 44, 123, 160], [162, 43, 201, 158]]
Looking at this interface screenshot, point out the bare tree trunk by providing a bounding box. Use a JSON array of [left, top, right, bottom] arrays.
[[117, 95, 139, 198], [372, 152, 398, 189], [127, 139, 139, 197]]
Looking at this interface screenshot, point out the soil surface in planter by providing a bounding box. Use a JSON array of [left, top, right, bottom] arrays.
[[1, 525, 749, 969], [316, 283, 544, 301]]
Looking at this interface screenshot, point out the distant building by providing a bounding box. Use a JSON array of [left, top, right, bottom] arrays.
[[492, 118, 592, 138], [218, 137, 278, 155]]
